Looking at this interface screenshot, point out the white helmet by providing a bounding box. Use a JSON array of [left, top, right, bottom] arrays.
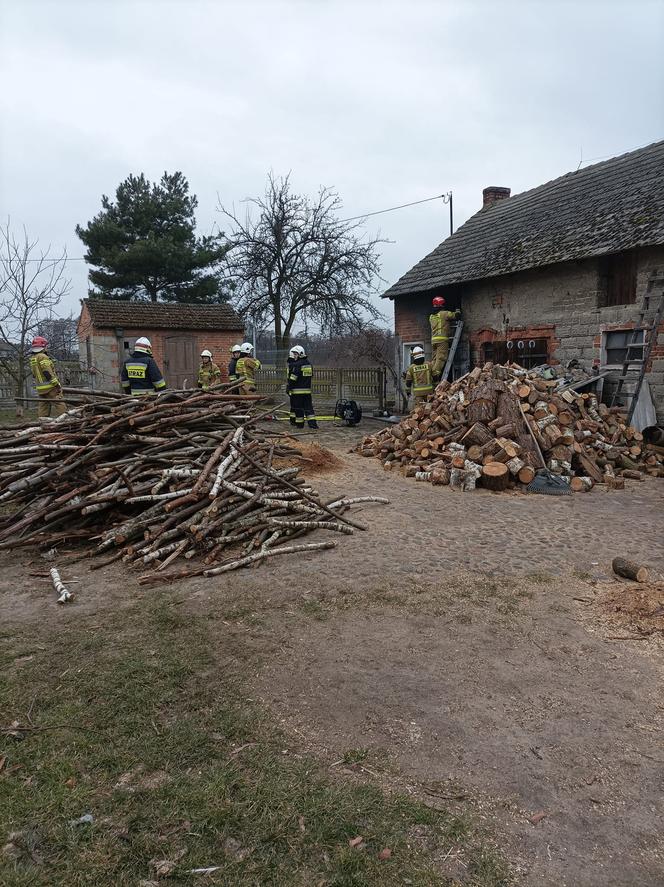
[[240, 342, 253, 355], [411, 346, 425, 358], [289, 345, 306, 359], [135, 336, 152, 353], [230, 343, 241, 354], [200, 349, 212, 359]]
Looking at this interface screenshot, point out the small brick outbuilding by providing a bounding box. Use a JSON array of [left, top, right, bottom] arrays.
[[77, 299, 245, 391]]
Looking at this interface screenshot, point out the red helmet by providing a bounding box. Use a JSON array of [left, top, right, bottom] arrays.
[[432, 296, 445, 308], [31, 336, 48, 350]]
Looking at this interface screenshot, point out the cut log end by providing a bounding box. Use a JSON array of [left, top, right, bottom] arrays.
[[481, 461, 510, 491]]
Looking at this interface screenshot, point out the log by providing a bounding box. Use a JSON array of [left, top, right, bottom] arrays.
[[517, 384, 531, 399], [460, 422, 493, 447], [517, 465, 536, 485], [466, 380, 499, 425], [570, 476, 593, 492], [481, 462, 510, 491], [506, 456, 525, 476], [431, 468, 450, 486], [612, 557, 648, 583], [605, 475, 625, 490]]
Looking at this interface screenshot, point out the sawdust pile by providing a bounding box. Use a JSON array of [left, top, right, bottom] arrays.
[[594, 582, 664, 637], [274, 441, 342, 474]]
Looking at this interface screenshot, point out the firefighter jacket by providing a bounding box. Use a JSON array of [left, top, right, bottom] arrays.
[[197, 361, 221, 390], [121, 350, 167, 396], [286, 356, 313, 395], [236, 356, 261, 382], [29, 352, 60, 395], [228, 357, 239, 381], [429, 309, 459, 344], [405, 359, 434, 396]]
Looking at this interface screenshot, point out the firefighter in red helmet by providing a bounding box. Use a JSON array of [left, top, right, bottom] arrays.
[[430, 296, 461, 377], [29, 336, 67, 419]]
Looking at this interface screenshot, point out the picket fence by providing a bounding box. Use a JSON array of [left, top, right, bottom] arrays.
[[256, 366, 388, 410]]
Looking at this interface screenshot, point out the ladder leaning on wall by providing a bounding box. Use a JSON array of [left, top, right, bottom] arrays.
[[440, 319, 465, 382], [609, 274, 664, 425]]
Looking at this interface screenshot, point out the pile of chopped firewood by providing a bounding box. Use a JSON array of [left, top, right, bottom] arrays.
[[356, 362, 663, 492], [0, 385, 386, 580]]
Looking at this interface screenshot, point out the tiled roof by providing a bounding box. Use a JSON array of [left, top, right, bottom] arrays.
[[384, 140, 664, 299], [82, 299, 244, 331]]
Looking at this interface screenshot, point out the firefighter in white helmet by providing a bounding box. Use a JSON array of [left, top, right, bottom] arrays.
[[228, 344, 242, 384], [287, 344, 317, 429], [120, 337, 167, 396], [197, 349, 221, 391], [404, 346, 435, 404], [235, 342, 261, 394]]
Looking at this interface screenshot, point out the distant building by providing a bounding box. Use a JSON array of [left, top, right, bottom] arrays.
[[385, 140, 664, 423], [77, 299, 245, 390]]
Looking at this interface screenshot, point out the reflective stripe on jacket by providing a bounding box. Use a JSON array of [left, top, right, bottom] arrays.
[[30, 352, 60, 394], [120, 351, 167, 396], [405, 360, 434, 394], [429, 310, 457, 343], [197, 362, 221, 389], [236, 356, 261, 382], [287, 357, 313, 395]]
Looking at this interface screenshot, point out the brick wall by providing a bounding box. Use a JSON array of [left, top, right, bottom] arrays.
[[77, 312, 244, 390], [392, 245, 664, 423]]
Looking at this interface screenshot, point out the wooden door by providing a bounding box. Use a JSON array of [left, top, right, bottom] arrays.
[[164, 335, 196, 389]]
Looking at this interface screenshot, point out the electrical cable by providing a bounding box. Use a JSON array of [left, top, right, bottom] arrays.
[[20, 192, 450, 261]]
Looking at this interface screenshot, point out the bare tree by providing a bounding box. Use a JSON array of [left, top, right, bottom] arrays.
[[38, 316, 79, 361], [0, 221, 70, 408], [219, 174, 385, 356]]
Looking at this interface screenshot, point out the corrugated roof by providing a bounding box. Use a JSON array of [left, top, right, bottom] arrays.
[[82, 299, 244, 331], [383, 140, 664, 299]]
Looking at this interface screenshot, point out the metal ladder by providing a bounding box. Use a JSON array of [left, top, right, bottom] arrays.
[[441, 319, 464, 382], [610, 276, 664, 424]]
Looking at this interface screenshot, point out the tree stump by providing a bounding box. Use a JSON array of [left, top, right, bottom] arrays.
[[481, 462, 510, 491], [612, 557, 648, 583]]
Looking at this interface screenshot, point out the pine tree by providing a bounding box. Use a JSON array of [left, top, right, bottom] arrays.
[[76, 171, 228, 303]]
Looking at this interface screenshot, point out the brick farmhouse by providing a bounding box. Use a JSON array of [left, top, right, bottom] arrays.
[[77, 299, 245, 390], [384, 140, 664, 424]]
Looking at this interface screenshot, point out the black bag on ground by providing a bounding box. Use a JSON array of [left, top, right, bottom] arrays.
[[334, 399, 362, 426]]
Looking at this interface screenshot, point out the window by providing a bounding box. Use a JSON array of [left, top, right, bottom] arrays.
[[482, 338, 549, 369], [602, 329, 644, 366], [402, 342, 424, 370], [598, 251, 637, 306]]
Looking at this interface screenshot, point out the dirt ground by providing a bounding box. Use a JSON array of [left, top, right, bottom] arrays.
[[1, 421, 663, 886]]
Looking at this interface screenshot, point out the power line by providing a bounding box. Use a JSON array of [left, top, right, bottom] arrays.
[[339, 192, 449, 223], [18, 192, 450, 262]]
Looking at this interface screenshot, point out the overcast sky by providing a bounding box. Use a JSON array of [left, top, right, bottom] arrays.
[[1, 0, 662, 326]]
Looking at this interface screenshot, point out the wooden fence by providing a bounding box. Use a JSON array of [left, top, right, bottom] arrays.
[[256, 366, 388, 410], [0, 362, 89, 408]]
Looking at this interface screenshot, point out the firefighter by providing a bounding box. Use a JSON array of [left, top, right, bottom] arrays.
[[197, 349, 221, 390], [286, 350, 297, 425], [29, 336, 66, 418], [287, 345, 318, 429], [120, 337, 167, 396], [430, 296, 461, 377], [228, 344, 242, 384], [405, 346, 435, 404], [235, 342, 261, 394]]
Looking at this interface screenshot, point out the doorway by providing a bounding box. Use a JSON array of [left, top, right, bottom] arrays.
[[164, 335, 196, 389]]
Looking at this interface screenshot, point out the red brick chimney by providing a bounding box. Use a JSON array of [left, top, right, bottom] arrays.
[[482, 186, 511, 208]]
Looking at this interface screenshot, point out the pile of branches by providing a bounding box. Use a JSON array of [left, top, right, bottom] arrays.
[[0, 385, 386, 580], [357, 362, 664, 493]]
